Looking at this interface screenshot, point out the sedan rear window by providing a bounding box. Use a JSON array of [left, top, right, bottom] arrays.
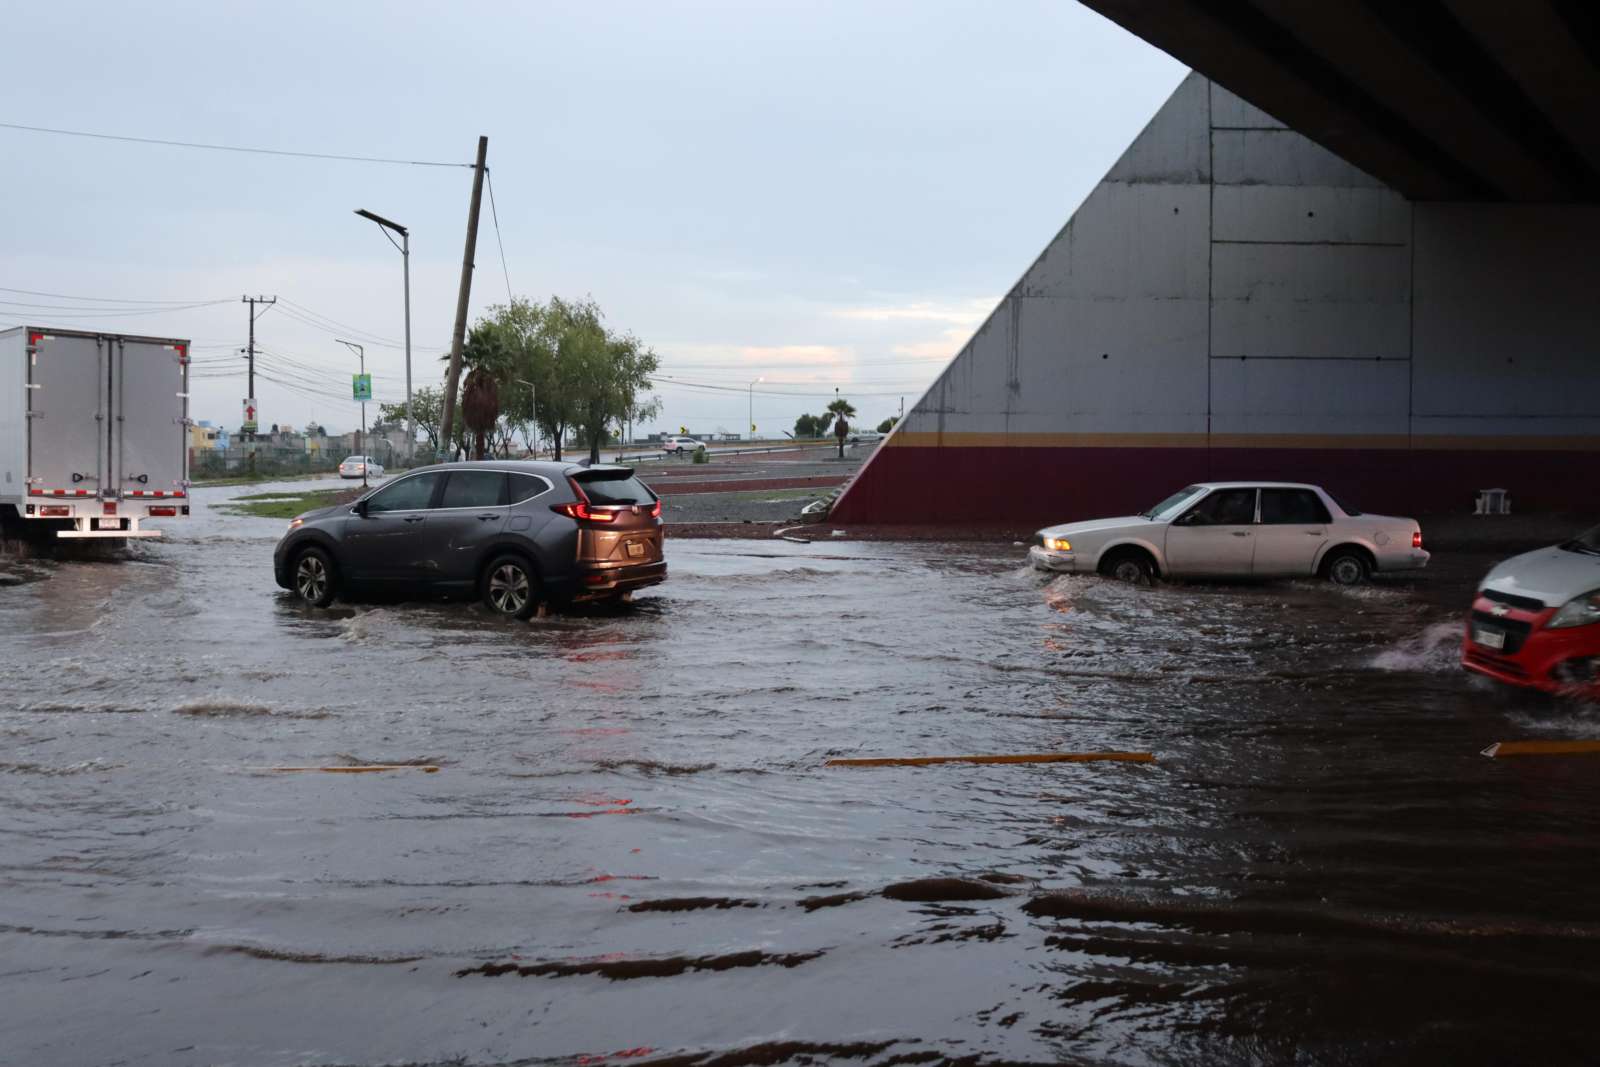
[[1260, 489, 1331, 525], [573, 468, 655, 505]]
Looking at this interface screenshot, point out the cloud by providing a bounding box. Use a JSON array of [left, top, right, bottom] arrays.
[[891, 327, 971, 360], [828, 298, 994, 326]]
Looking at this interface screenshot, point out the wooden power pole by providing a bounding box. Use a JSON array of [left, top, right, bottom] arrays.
[[440, 135, 488, 457]]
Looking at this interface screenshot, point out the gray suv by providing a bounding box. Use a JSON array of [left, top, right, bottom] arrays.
[[273, 461, 665, 618]]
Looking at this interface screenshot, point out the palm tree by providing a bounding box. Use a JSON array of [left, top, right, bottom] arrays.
[[462, 366, 499, 460]]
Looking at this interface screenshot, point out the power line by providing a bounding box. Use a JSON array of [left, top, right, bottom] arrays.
[[0, 121, 473, 168], [0, 285, 225, 305], [485, 167, 513, 304]]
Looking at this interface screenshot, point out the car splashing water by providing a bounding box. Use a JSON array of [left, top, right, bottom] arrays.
[[1, 479, 1598, 1065]]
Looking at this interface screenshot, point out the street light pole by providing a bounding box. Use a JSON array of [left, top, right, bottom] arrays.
[[514, 378, 537, 458], [337, 339, 367, 488], [355, 209, 412, 464], [749, 377, 763, 442]]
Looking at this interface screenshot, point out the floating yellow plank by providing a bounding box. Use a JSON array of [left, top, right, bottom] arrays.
[[1481, 740, 1600, 758], [263, 765, 440, 774], [826, 752, 1154, 768]]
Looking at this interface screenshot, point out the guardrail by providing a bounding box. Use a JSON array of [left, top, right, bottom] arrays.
[[616, 441, 854, 464]]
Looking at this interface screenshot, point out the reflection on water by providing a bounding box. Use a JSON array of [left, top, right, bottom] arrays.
[[1, 483, 1597, 1064]]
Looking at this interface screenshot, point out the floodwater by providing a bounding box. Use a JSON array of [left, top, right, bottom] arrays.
[[2, 480, 1598, 1066]]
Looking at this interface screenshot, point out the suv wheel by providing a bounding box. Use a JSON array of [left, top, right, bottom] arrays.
[[293, 546, 338, 608], [483, 554, 540, 620]]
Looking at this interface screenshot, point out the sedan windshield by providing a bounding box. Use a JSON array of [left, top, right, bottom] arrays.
[[1560, 524, 1600, 555], [1141, 485, 1205, 520]]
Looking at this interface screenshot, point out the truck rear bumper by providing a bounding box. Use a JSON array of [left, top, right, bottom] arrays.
[[55, 516, 164, 539]]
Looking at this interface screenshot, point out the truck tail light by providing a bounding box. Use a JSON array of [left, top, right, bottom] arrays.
[[149, 506, 177, 517], [40, 506, 70, 517]]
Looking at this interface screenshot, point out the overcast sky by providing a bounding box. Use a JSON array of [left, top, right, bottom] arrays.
[[2, 1, 1183, 437]]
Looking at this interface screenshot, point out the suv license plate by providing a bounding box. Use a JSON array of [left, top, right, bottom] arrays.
[[1473, 627, 1505, 650], [627, 541, 646, 558]]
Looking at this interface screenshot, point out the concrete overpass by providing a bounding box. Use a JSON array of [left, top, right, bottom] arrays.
[[830, 5, 1600, 527], [1080, 1, 1600, 204]]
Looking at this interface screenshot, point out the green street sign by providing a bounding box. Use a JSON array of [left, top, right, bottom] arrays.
[[352, 373, 372, 401]]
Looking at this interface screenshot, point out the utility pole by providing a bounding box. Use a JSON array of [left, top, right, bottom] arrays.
[[440, 135, 488, 459], [240, 295, 276, 440]]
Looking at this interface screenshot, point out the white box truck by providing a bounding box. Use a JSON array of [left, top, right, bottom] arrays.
[[0, 326, 190, 539]]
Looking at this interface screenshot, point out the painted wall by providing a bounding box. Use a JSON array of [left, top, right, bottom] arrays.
[[832, 74, 1600, 525]]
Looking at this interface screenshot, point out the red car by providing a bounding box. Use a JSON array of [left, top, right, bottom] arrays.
[[1462, 524, 1600, 694]]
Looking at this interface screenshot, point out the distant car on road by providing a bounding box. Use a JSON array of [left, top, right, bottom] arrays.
[[1462, 523, 1600, 694], [274, 461, 665, 618], [338, 455, 384, 479], [662, 436, 703, 456], [848, 430, 885, 445], [1028, 482, 1428, 585]]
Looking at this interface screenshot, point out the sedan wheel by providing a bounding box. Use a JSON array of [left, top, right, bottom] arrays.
[[484, 555, 540, 620], [1324, 550, 1369, 586]]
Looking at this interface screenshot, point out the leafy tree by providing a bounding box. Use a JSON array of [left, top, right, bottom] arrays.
[[380, 386, 444, 455], [816, 413, 834, 437], [794, 413, 818, 438], [877, 415, 898, 434]]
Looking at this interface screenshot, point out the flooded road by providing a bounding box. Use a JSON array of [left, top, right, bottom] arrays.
[[2, 481, 1597, 1065]]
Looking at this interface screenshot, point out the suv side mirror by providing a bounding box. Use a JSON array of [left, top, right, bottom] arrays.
[[353, 499, 369, 517]]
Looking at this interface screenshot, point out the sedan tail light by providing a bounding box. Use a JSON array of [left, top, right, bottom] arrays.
[[1412, 531, 1423, 549]]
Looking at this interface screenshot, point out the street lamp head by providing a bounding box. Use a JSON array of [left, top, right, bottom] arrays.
[[355, 208, 408, 237], [335, 338, 364, 357]]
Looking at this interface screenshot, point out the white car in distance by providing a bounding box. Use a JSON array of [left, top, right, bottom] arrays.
[[1028, 482, 1428, 585], [337, 455, 384, 480], [662, 436, 704, 456]]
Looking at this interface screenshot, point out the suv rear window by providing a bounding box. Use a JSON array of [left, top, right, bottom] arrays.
[[573, 469, 655, 505], [440, 470, 507, 509]]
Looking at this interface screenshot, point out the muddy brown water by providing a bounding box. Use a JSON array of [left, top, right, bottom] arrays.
[[2, 479, 1598, 1065]]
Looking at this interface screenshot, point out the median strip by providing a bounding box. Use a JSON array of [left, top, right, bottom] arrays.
[[825, 752, 1154, 767]]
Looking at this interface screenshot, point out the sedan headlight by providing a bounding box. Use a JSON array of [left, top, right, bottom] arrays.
[[287, 516, 304, 532], [1044, 537, 1072, 552], [1548, 589, 1600, 629]]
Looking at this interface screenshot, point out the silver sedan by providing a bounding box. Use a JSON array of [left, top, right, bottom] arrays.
[[1028, 482, 1429, 585]]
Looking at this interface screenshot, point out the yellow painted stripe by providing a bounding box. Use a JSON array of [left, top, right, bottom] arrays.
[[263, 765, 441, 773], [1480, 740, 1600, 758], [826, 752, 1155, 767], [886, 431, 1600, 452]]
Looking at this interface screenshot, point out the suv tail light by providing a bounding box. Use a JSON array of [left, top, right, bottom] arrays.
[[551, 502, 617, 523], [650, 499, 661, 519]]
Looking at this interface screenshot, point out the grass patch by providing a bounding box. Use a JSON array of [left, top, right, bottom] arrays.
[[216, 487, 359, 520]]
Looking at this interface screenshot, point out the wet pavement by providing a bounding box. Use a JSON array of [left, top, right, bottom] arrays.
[[2, 480, 1598, 1066]]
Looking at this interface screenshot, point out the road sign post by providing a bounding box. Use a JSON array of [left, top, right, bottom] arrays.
[[242, 398, 258, 435]]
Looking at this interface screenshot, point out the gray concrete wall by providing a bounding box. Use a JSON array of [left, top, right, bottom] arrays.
[[894, 72, 1599, 447], [836, 72, 1599, 521]]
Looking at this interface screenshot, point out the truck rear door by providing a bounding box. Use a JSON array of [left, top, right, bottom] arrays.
[[113, 337, 188, 498], [28, 332, 106, 496]]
